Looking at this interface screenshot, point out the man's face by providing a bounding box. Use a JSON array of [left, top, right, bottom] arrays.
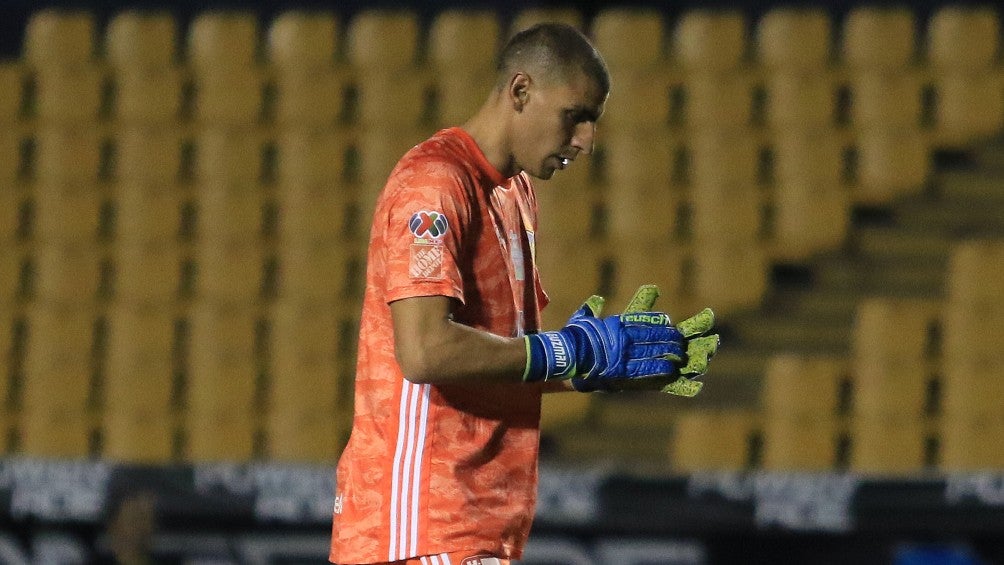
[[512, 72, 607, 180]]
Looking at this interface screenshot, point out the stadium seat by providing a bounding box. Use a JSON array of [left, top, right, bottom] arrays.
[[20, 408, 93, 457], [689, 242, 767, 314], [603, 181, 678, 243], [353, 71, 428, 128], [269, 300, 340, 412], [267, 11, 339, 72], [116, 128, 183, 186], [276, 130, 352, 187], [940, 416, 1004, 470], [672, 10, 747, 71], [850, 71, 924, 130], [192, 69, 264, 127], [186, 408, 257, 462], [933, 73, 1004, 148], [276, 186, 352, 244], [23, 9, 96, 68], [0, 63, 24, 121], [106, 11, 177, 71], [34, 68, 104, 124], [842, 7, 917, 70], [22, 304, 95, 413], [690, 182, 762, 243], [103, 304, 175, 414], [684, 74, 756, 130], [34, 127, 102, 184], [773, 179, 850, 259], [32, 243, 103, 302], [761, 415, 838, 470], [195, 241, 265, 303], [186, 304, 258, 412], [266, 410, 342, 462], [592, 8, 665, 69], [115, 184, 182, 243], [346, 10, 419, 70], [102, 412, 175, 463], [277, 242, 352, 303], [854, 131, 930, 203], [762, 354, 846, 418], [757, 8, 832, 70], [773, 131, 843, 185], [539, 393, 592, 432], [532, 176, 599, 243], [32, 185, 104, 242], [671, 410, 755, 472], [429, 10, 500, 70], [113, 242, 184, 305], [602, 133, 678, 196], [607, 242, 686, 309], [195, 129, 262, 186], [509, 8, 584, 34], [113, 71, 184, 125], [197, 183, 264, 241], [765, 72, 837, 130], [927, 6, 999, 71], [273, 71, 344, 128], [850, 416, 927, 473], [690, 131, 760, 188], [188, 11, 259, 74]]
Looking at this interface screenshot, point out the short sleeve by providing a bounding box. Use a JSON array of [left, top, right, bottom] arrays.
[[381, 163, 469, 305]]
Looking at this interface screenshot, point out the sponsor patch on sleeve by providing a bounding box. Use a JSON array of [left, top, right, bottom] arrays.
[[409, 210, 449, 240], [409, 243, 444, 279]]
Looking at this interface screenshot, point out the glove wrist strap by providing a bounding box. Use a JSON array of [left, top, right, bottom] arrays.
[[523, 331, 577, 382]]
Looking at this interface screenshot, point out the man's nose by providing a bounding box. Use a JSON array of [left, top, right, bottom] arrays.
[[571, 121, 596, 155]]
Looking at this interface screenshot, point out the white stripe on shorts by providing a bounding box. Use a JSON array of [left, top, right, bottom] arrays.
[[388, 380, 431, 561]]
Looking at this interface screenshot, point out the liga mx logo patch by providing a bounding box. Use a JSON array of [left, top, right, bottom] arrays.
[[409, 210, 449, 239]]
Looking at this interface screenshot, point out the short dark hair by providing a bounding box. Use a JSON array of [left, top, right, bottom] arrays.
[[495, 22, 610, 94]]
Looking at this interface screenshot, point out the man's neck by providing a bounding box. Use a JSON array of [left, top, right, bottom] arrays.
[[462, 99, 517, 179]]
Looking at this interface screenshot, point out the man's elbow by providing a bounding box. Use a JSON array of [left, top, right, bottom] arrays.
[[396, 347, 439, 384]]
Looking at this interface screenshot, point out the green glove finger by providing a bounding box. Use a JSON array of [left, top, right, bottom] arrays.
[[582, 295, 605, 317], [679, 334, 720, 376], [661, 376, 704, 397], [676, 308, 715, 338], [623, 284, 660, 314]]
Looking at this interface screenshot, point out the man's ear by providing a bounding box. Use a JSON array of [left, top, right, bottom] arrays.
[[509, 72, 531, 111]]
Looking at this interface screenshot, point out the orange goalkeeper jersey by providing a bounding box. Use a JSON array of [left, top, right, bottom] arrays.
[[330, 127, 549, 564]]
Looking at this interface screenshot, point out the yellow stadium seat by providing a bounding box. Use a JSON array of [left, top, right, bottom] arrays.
[[23, 304, 94, 412], [842, 7, 917, 70], [850, 416, 927, 474], [690, 131, 760, 187], [195, 241, 265, 302], [673, 10, 747, 71], [116, 128, 183, 186], [32, 243, 103, 302], [346, 10, 419, 70], [927, 6, 999, 71], [850, 71, 924, 130], [186, 408, 256, 462], [0, 63, 24, 121], [689, 242, 767, 313], [355, 129, 429, 196], [941, 353, 1004, 420], [197, 183, 263, 241], [192, 70, 264, 127], [762, 354, 846, 418], [267, 11, 339, 72], [277, 187, 352, 244], [509, 8, 584, 34], [757, 8, 832, 70], [940, 416, 1004, 470], [536, 242, 607, 328], [20, 408, 93, 457], [113, 71, 184, 125], [195, 129, 262, 186], [945, 240, 1004, 305], [539, 393, 592, 432], [604, 180, 679, 243], [0, 130, 22, 187], [34, 68, 104, 124], [273, 72, 344, 128], [592, 8, 665, 68], [103, 304, 175, 414], [115, 185, 182, 243], [684, 74, 756, 130], [266, 410, 342, 462], [186, 304, 258, 412], [598, 70, 672, 131], [855, 131, 930, 203], [429, 10, 500, 70], [32, 185, 103, 242], [113, 242, 183, 305], [604, 243, 686, 310], [354, 71, 428, 128], [34, 128, 102, 184], [934, 73, 1004, 148], [102, 411, 175, 463], [691, 183, 761, 243], [269, 300, 340, 411], [761, 415, 838, 470], [532, 178, 599, 243], [188, 11, 259, 74], [853, 298, 939, 365], [24, 9, 96, 68], [106, 11, 177, 70], [765, 72, 837, 130], [773, 131, 843, 185], [853, 361, 929, 420], [276, 130, 352, 187], [602, 133, 678, 195], [671, 410, 755, 472], [773, 179, 850, 260], [277, 242, 352, 303]]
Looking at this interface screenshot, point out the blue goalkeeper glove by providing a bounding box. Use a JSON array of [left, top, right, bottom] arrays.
[[523, 291, 685, 389]]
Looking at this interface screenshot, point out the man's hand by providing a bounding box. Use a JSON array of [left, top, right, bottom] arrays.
[[523, 288, 685, 387]]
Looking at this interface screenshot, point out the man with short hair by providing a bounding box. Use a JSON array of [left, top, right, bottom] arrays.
[[330, 23, 702, 565]]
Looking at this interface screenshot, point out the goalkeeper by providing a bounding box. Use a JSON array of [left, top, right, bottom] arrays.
[[330, 22, 718, 565]]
